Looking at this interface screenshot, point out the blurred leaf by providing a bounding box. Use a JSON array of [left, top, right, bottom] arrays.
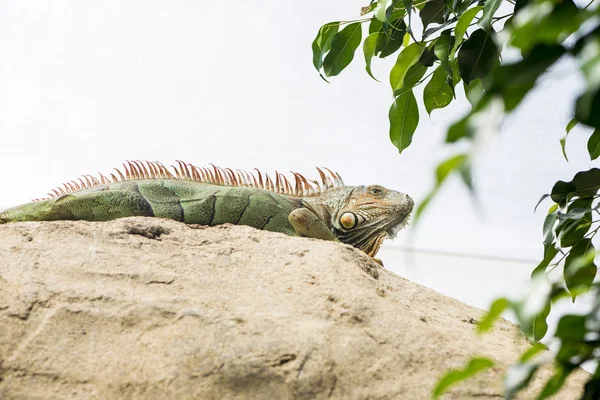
[[575, 87, 600, 130], [433, 357, 495, 398], [312, 23, 340, 72], [416, 154, 468, 219], [538, 365, 575, 400], [323, 23, 363, 77], [395, 63, 427, 96], [588, 129, 600, 160], [505, 362, 540, 400], [520, 342, 548, 363], [420, 0, 446, 33], [452, 6, 482, 57], [389, 90, 419, 153], [583, 376, 600, 400], [376, 18, 407, 58], [464, 79, 483, 106], [533, 302, 551, 341], [390, 43, 425, 92], [479, 0, 501, 32], [458, 29, 499, 85], [489, 44, 565, 112], [510, 0, 586, 53], [556, 314, 587, 342], [424, 67, 453, 114], [434, 30, 454, 76], [564, 239, 596, 297], [477, 297, 509, 333], [363, 32, 381, 80]]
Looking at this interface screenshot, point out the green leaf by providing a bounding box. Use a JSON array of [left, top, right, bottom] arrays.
[[395, 63, 427, 96], [363, 32, 381, 81], [505, 362, 540, 400], [323, 23, 363, 77], [560, 136, 569, 161], [452, 6, 482, 57], [389, 43, 425, 92], [558, 217, 591, 248], [402, 0, 414, 40], [312, 23, 340, 72], [389, 90, 419, 153], [434, 30, 454, 76], [457, 29, 499, 85], [542, 211, 557, 248], [532, 245, 558, 277], [559, 118, 578, 160], [375, 18, 407, 58], [477, 297, 509, 333], [420, 0, 446, 32], [566, 118, 579, 133], [564, 239, 597, 297], [551, 169, 600, 204], [432, 357, 495, 398], [479, 0, 501, 32], [588, 129, 600, 160], [369, 17, 384, 34], [418, 45, 437, 67], [423, 66, 453, 114]]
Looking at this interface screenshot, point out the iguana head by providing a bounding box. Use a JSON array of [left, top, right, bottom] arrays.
[[330, 185, 414, 257]]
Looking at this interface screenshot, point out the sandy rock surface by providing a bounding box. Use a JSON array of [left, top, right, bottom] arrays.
[[0, 217, 588, 399]]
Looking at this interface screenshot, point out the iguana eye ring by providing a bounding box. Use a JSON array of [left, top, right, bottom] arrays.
[[339, 212, 357, 229], [369, 187, 382, 196]]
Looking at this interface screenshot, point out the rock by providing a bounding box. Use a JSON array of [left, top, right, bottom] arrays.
[[0, 217, 588, 399]]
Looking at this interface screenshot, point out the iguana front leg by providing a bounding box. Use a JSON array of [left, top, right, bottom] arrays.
[[288, 208, 339, 242]]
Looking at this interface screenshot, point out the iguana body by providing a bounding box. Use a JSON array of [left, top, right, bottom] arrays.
[[0, 161, 414, 258]]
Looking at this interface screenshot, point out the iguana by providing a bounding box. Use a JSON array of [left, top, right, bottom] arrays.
[[0, 161, 413, 259]]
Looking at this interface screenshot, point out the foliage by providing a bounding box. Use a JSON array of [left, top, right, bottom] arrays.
[[312, 0, 600, 398]]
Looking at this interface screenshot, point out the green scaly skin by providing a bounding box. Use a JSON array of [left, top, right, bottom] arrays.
[[0, 175, 414, 259]]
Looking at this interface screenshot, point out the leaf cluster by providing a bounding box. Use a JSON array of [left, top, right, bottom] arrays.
[[313, 0, 600, 398]]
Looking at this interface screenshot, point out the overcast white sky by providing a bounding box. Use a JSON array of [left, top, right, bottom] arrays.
[[0, 1, 597, 316]]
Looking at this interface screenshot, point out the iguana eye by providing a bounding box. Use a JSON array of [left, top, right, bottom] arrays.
[[339, 212, 357, 229], [369, 187, 383, 196]]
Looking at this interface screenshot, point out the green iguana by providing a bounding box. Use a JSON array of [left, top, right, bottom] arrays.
[[0, 161, 413, 259]]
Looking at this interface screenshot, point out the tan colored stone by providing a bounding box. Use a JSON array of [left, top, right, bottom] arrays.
[[0, 218, 588, 399]]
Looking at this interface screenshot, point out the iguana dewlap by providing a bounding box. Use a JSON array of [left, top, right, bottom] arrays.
[[0, 161, 414, 258]]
